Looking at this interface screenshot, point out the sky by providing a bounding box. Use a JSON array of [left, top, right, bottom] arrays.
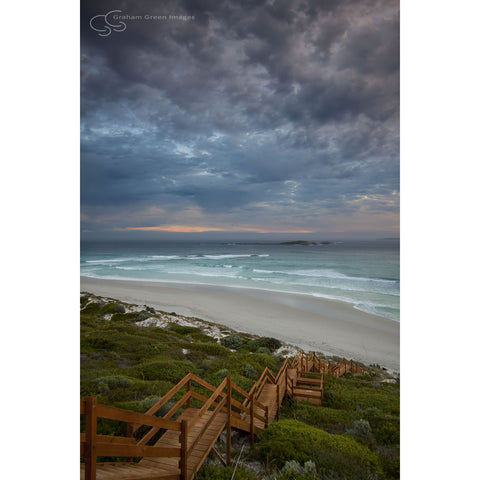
[[81, 0, 399, 241]]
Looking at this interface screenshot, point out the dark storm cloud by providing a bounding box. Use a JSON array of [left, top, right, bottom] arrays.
[[81, 0, 399, 235]]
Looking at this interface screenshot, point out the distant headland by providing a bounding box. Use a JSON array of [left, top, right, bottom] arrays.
[[223, 240, 332, 246]]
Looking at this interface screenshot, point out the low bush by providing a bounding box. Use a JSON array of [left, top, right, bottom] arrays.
[[129, 360, 195, 382], [241, 363, 258, 379], [245, 337, 282, 353], [189, 342, 229, 356], [169, 324, 200, 335], [323, 376, 399, 415], [377, 445, 400, 479], [221, 334, 243, 350], [136, 311, 153, 322], [281, 400, 356, 434], [195, 465, 251, 480], [92, 375, 134, 392], [256, 347, 271, 355], [99, 302, 126, 315], [81, 301, 102, 314], [253, 419, 381, 478]]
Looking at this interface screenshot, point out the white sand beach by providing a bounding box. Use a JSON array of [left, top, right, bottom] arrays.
[[81, 277, 400, 371]]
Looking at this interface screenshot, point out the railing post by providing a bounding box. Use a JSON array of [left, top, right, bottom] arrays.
[[249, 394, 254, 446], [180, 420, 188, 480], [226, 377, 232, 466], [126, 422, 134, 463], [276, 384, 280, 421], [84, 397, 97, 480]]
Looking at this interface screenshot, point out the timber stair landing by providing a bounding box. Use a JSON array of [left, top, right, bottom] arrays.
[[81, 352, 368, 480]]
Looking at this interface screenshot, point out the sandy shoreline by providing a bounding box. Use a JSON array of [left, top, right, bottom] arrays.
[[81, 277, 400, 371]]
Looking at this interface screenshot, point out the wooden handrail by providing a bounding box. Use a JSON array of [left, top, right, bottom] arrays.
[[95, 404, 181, 431], [96, 443, 180, 458]]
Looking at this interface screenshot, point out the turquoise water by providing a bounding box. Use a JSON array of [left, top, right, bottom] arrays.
[[81, 239, 399, 322]]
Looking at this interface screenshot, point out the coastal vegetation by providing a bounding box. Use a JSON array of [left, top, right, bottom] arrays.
[[80, 292, 399, 479]]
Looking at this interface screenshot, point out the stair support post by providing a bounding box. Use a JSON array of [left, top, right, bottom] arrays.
[[84, 397, 97, 480], [226, 376, 232, 466], [249, 394, 254, 446], [126, 422, 134, 463]]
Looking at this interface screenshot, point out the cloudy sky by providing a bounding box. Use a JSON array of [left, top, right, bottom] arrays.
[[81, 0, 399, 240]]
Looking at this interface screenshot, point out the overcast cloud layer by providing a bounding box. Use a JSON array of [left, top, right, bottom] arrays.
[[81, 0, 399, 239]]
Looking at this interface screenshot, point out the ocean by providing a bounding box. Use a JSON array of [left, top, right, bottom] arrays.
[[80, 239, 399, 322]]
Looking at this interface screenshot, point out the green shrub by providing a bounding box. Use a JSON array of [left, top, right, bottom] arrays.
[[138, 396, 161, 412], [92, 375, 134, 392], [347, 419, 373, 438], [81, 301, 102, 314], [323, 377, 399, 415], [216, 369, 229, 378], [110, 312, 144, 323], [281, 401, 356, 434], [82, 331, 163, 359], [137, 311, 153, 322], [256, 347, 271, 355], [377, 445, 400, 479], [99, 302, 126, 315], [130, 360, 194, 382], [196, 465, 251, 480], [221, 334, 243, 350], [346, 419, 375, 448], [169, 324, 200, 335], [253, 419, 380, 478], [190, 342, 229, 356], [282, 460, 307, 477], [241, 363, 257, 379], [245, 337, 282, 352]]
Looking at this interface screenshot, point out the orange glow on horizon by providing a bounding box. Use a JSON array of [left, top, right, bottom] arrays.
[[116, 226, 314, 234]]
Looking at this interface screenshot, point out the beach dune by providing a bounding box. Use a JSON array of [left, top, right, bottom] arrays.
[[81, 277, 400, 371]]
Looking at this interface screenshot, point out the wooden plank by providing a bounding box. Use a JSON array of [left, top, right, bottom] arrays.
[[180, 420, 187, 480], [188, 373, 219, 392], [97, 443, 181, 458], [97, 404, 181, 431], [212, 447, 227, 466], [297, 377, 324, 385], [293, 390, 322, 399], [81, 433, 136, 445]]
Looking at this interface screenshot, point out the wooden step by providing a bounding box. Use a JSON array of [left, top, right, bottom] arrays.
[[297, 377, 323, 386]]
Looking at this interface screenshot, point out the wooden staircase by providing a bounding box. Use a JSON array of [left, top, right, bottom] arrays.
[[80, 352, 368, 480]]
